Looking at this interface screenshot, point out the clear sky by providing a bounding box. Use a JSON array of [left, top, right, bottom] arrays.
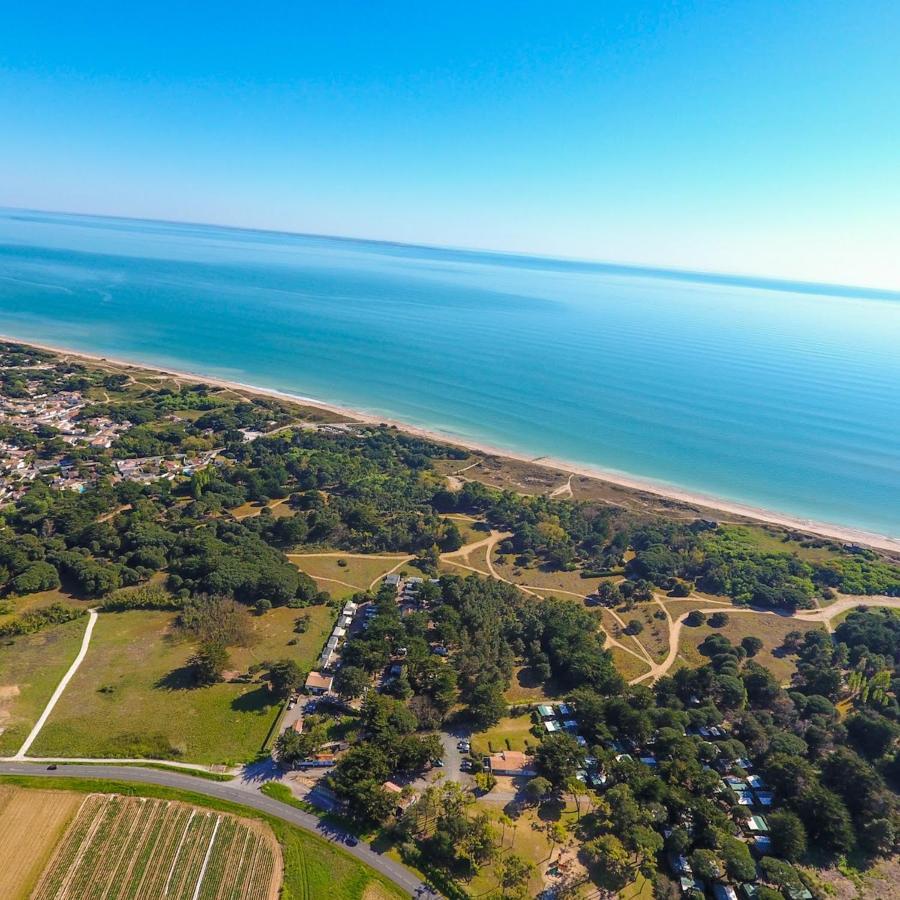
[[2, 1, 899, 289]]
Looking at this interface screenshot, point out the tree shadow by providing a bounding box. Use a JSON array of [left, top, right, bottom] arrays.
[[155, 665, 199, 691], [230, 685, 277, 713], [537, 797, 565, 821]]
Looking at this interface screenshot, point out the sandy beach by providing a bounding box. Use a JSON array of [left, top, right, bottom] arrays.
[[4, 333, 899, 555]]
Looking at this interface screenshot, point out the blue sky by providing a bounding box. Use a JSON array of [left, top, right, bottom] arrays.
[[2, 1, 899, 288]]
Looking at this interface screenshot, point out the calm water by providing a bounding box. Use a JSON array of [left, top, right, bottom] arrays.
[[1, 209, 898, 537]]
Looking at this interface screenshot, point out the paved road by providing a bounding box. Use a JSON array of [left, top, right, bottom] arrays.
[[0, 761, 434, 898]]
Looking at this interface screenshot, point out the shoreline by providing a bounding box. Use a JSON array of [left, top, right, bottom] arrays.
[[4, 332, 900, 554]]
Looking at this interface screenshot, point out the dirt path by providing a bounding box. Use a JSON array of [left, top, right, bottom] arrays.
[[549, 474, 574, 499], [629, 594, 900, 685], [368, 557, 412, 591], [13, 608, 98, 758]]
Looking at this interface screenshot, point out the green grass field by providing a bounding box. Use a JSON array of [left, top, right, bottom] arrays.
[[607, 646, 651, 682], [471, 714, 537, 755], [0, 587, 86, 628], [30, 611, 290, 764], [229, 604, 334, 673], [289, 554, 410, 594], [0, 618, 88, 756], [0, 776, 407, 900]]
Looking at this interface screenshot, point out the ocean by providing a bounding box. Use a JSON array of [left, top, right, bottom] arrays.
[[0, 208, 898, 538]]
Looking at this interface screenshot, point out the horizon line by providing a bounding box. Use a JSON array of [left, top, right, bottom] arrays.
[[4, 203, 900, 303]]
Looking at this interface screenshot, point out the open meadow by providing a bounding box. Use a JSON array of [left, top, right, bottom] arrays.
[[0, 618, 87, 756], [30, 608, 328, 764], [675, 613, 828, 682], [288, 554, 411, 596]]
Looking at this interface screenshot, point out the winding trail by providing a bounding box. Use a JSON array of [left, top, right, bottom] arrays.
[[629, 594, 900, 685], [14, 608, 98, 758]]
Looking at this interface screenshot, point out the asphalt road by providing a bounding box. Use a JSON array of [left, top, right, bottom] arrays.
[[0, 761, 434, 898]]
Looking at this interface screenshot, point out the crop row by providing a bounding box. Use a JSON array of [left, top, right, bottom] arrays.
[[31, 795, 280, 900]]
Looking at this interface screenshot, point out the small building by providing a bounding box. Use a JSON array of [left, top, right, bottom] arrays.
[[750, 835, 773, 857], [680, 876, 705, 896], [754, 790, 774, 807], [746, 774, 766, 790], [383, 781, 416, 813], [557, 703, 573, 717], [331, 626, 347, 639], [713, 884, 739, 900], [305, 671, 334, 694], [487, 750, 535, 777], [537, 704, 556, 718], [299, 753, 336, 768], [735, 790, 754, 806], [342, 601, 358, 617], [385, 574, 401, 587], [746, 814, 770, 833], [544, 720, 560, 733]]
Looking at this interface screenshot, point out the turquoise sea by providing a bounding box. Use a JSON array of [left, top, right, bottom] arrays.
[[0, 209, 898, 538]]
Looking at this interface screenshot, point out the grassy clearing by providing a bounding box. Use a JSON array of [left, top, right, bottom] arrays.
[[31, 611, 282, 765], [468, 804, 552, 898], [0, 785, 83, 900], [622, 602, 669, 663], [504, 666, 562, 703], [471, 714, 537, 755], [492, 556, 594, 597], [1, 776, 406, 900], [32, 793, 281, 900], [723, 524, 840, 564], [289, 555, 410, 593], [229, 604, 334, 674], [608, 646, 651, 681], [678, 613, 827, 682], [0, 587, 86, 627], [441, 515, 488, 545], [0, 618, 88, 755]]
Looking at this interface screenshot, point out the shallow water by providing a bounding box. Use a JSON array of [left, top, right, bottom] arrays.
[[1, 209, 898, 536]]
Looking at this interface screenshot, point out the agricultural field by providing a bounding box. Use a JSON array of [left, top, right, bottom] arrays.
[[30, 611, 284, 764], [0, 785, 83, 899], [31, 793, 281, 900], [0, 617, 87, 756]]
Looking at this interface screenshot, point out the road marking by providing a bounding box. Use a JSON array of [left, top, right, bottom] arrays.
[[14, 608, 98, 758]]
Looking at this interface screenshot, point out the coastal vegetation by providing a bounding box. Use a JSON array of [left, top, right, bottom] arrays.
[[1, 341, 899, 896]]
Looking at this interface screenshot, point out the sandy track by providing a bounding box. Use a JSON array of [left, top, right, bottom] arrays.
[[14, 609, 98, 758]]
